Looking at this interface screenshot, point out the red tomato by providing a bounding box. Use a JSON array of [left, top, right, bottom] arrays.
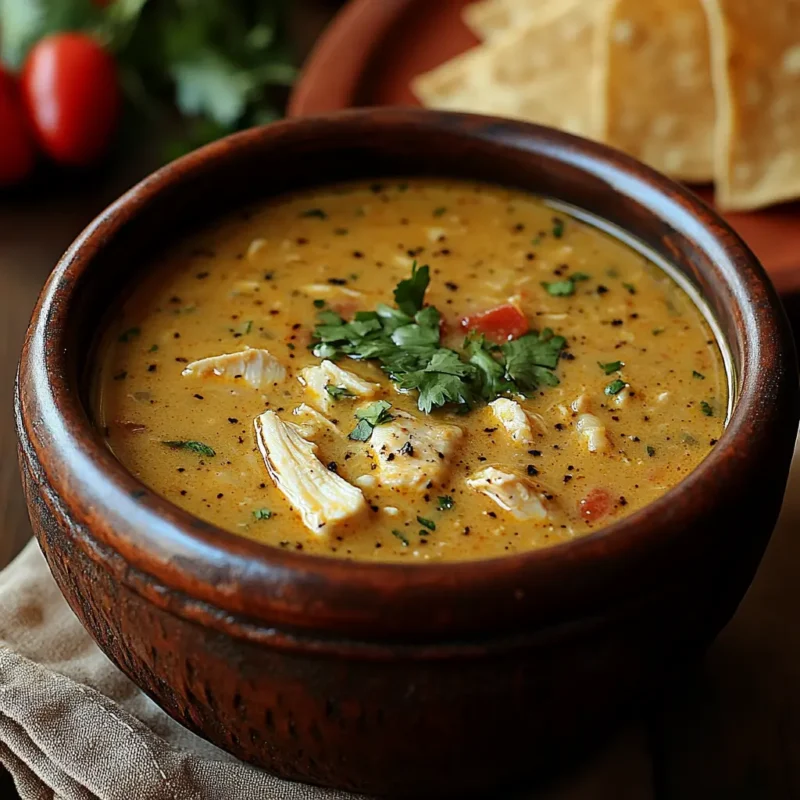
[[21, 33, 120, 167], [579, 488, 612, 521], [460, 304, 529, 343], [0, 68, 36, 187]]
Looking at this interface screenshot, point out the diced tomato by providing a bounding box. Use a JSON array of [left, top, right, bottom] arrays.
[[579, 488, 612, 521], [460, 304, 529, 343]]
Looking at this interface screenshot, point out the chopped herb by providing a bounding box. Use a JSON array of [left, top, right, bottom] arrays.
[[652, 327, 665, 336], [391, 529, 409, 547], [531, 235, 543, 246], [433, 206, 447, 217], [118, 327, 140, 343], [605, 379, 627, 396], [253, 508, 273, 520], [313, 299, 326, 308], [394, 261, 429, 316], [417, 516, 436, 531], [348, 401, 394, 441], [287, 343, 295, 350], [242, 320, 253, 334], [312, 264, 565, 412], [622, 282, 636, 295], [437, 495, 455, 511], [162, 440, 216, 457], [326, 385, 356, 400], [301, 208, 327, 219], [607, 267, 620, 278], [700, 400, 714, 417], [692, 370, 706, 380], [148, 344, 159, 353], [552, 218, 565, 238], [598, 360, 624, 375], [571, 272, 591, 282], [541, 280, 575, 297], [334, 227, 349, 235], [646, 445, 656, 457]]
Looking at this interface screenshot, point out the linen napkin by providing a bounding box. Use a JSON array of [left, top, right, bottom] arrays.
[[0, 539, 654, 800]]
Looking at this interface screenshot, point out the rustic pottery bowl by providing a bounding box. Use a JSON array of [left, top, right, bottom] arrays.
[[16, 109, 799, 797]]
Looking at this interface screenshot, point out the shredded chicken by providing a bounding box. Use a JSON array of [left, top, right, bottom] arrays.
[[489, 398, 536, 444], [369, 410, 463, 491], [182, 348, 285, 389], [466, 467, 551, 521], [576, 413, 610, 453], [291, 404, 340, 440], [254, 411, 366, 535], [298, 360, 380, 411]]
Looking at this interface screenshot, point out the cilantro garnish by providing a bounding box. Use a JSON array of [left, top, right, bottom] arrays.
[[313, 299, 326, 308], [622, 282, 636, 295], [148, 344, 159, 353], [118, 327, 140, 343], [437, 496, 455, 511], [646, 445, 656, 457], [432, 206, 447, 217], [326, 385, 356, 401], [417, 516, 436, 531], [301, 208, 327, 219], [598, 360, 624, 375], [162, 440, 215, 457], [692, 370, 706, 380], [391, 529, 409, 547], [312, 264, 565, 413], [541, 280, 575, 297], [552, 218, 565, 238], [348, 401, 394, 441], [394, 261, 430, 317], [652, 327, 665, 336], [253, 508, 273, 520], [700, 400, 714, 417], [571, 272, 591, 282], [605, 379, 627, 396]]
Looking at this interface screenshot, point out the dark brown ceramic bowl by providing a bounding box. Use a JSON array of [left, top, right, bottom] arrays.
[[15, 109, 799, 797]]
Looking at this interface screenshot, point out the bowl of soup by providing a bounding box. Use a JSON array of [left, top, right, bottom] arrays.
[[16, 109, 799, 797]]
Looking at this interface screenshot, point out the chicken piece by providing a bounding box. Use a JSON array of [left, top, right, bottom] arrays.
[[291, 404, 340, 441], [254, 411, 366, 535], [571, 393, 591, 414], [182, 348, 285, 389], [369, 411, 463, 491], [466, 467, 551, 521], [488, 398, 538, 444], [576, 413, 610, 453], [298, 360, 380, 412]]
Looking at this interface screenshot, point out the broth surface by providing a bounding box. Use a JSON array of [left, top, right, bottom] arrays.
[[94, 179, 726, 562]]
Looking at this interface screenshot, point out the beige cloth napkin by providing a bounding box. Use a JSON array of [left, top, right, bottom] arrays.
[[0, 539, 654, 800]]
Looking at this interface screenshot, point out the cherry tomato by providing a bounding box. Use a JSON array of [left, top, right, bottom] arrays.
[[21, 33, 120, 167], [579, 488, 612, 521], [0, 68, 36, 187], [460, 304, 529, 343]]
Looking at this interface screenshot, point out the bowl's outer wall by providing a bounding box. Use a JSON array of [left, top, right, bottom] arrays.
[[15, 110, 800, 796]]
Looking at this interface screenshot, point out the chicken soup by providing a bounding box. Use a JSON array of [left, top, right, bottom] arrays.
[[93, 179, 727, 562]]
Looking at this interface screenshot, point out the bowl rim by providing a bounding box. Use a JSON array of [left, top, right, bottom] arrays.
[[16, 107, 797, 641]]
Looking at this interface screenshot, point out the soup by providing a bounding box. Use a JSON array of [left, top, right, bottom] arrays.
[[94, 179, 727, 562]]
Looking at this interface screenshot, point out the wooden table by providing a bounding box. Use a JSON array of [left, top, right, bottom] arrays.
[[2, 3, 800, 797]]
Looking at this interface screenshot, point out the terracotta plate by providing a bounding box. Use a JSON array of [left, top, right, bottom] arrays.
[[289, 0, 800, 294]]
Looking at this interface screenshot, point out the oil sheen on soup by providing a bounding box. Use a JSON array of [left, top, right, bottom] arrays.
[[94, 179, 727, 562]]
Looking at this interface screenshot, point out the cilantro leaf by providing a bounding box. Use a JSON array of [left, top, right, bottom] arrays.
[[693, 370, 706, 380], [119, 327, 141, 343], [552, 218, 565, 238], [598, 360, 624, 374], [605, 379, 627, 396], [437, 496, 455, 511], [162, 440, 215, 457], [348, 419, 374, 442], [301, 208, 327, 219], [392, 529, 409, 547], [394, 262, 429, 317], [325, 385, 355, 400], [417, 516, 436, 531], [700, 400, 714, 417], [356, 400, 394, 426], [541, 280, 575, 297], [253, 508, 272, 520]]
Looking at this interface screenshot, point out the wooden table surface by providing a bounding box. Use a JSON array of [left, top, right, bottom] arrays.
[[2, 3, 800, 797]]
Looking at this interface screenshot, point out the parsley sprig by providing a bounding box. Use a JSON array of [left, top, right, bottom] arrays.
[[312, 263, 566, 413]]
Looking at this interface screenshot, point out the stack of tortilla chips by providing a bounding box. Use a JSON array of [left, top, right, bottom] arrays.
[[412, 0, 800, 211]]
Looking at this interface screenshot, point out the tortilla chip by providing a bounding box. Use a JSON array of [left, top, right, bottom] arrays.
[[596, 0, 715, 182], [703, 0, 800, 210], [463, 0, 581, 40], [413, 2, 604, 139]]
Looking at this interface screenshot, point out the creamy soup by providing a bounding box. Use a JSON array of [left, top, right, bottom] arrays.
[[94, 179, 727, 562]]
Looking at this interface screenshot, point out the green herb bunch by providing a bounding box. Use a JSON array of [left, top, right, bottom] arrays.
[[313, 263, 567, 413]]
